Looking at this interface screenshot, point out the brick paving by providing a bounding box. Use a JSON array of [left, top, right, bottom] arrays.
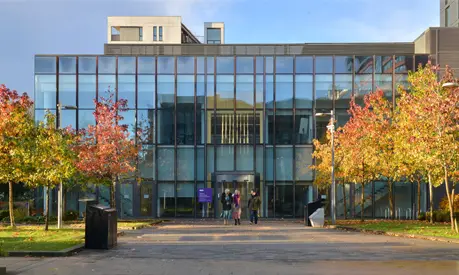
[[2, 220, 459, 275]]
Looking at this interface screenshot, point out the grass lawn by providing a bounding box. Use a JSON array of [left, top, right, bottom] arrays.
[[0, 220, 160, 253], [0, 226, 84, 252], [337, 220, 459, 240]]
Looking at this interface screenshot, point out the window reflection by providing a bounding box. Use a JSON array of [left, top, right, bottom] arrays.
[[295, 56, 313, 74], [276, 148, 293, 180], [295, 110, 313, 144], [137, 109, 155, 144], [157, 75, 174, 107], [236, 57, 254, 73], [275, 183, 293, 217], [98, 56, 116, 74], [98, 75, 116, 99], [197, 75, 205, 110], [78, 57, 96, 74], [78, 75, 96, 108], [355, 56, 373, 74], [157, 148, 175, 180], [59, 57, 76, 74], [60, 110, 76, 129], [236, 75, 254, 108], [207, 57, 215, 74], [138, 57, 155, 74], [275, 56, 293, 74], [158, 183, 175, 217], [177, 106, 195, 145], [236, 145, 253, 171], [35, 75, 56, 109], [415, 55, 429, 71], [177, 75, 194, 104], [176, 183, 195, 217], [217, 57, 234, 74], [118, 57, 136, 74], [395, 74, 409, 94], [395, 56, 414, 73], [266, 110, 274, 145], [295, 147, 313, 180], [35, 57, 56, 73], [255, 75, 263, 109], [275, 110, 293, 144], [197, 147, 204, 180], [118, 75, 136, 108], [266, 147, 274, 180], [216, 145, 234, 171], [334, 74, 353, 109], [139, 145, 155, 179], [119, 110, 136, 139], [375, 56, 393, 74], [177, 56, 195, 74], [58, 75, 76, 106], [157, 109, 174, 144], [266, 75, 274, 109], [315, 56, 333, 73], [314, 75, 333, 109], [216, 75, 234, 109], [78, 110, 95, 130], [197, 57, 205, 74], [354, 74, 373, 104], [295, 74, 313, 108], [256, 57, 264, 74], [158, 56, 175, 74], [275, 75, 293, 108], [375, 74, 393, 99], [266, 57, 274, 74], [138, 75, 155, 109], [335, 56, 353, 73], [177, 148, 195, 180]]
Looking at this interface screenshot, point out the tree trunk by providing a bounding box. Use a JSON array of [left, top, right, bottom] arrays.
[[417, 178, 421, 219], [110, 178, 116, 209], [342, 183, 347, 220], [388, 180, 394, 219], [8, 181, 15, 228], [361, 184, 365, 222], [63, 187, 67, 214], [443, 166, 455, 231], [45, 185, 50, 231], [428, 173, 433, 224]]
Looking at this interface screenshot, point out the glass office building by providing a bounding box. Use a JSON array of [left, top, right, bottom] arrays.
[[34, 53, 430, 219]]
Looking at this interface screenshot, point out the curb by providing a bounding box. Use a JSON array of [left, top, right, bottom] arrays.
[[7, 243, 85, 257], [333, 225, 459, 244]]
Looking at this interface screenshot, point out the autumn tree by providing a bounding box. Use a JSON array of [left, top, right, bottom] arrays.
[[0, 85, 34, 228], [75, 91, 139, 209], [29, 112, 78, 230]]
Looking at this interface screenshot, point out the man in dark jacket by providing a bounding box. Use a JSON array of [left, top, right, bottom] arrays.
[[248, 189, 261, 224]]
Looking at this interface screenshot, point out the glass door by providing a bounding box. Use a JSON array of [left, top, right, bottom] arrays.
[[235, 181, 253, 219]]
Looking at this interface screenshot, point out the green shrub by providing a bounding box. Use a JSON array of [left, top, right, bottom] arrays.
[[63, 210, 79, 221], [13, 208, 28, 220], [418, 212, 426, 221], [0, 210, 9, 220]]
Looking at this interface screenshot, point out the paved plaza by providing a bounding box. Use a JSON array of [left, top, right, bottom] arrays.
[[2, 220, 459, 275]]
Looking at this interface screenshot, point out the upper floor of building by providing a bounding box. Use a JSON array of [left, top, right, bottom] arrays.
[[441, 0, 459, 27], [108, 16, 224, 45]]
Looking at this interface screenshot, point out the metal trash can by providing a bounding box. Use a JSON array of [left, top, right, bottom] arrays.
[[85, 204, 117, 249]]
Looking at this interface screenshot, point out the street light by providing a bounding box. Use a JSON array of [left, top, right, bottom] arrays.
[[56, 103, 77, 229], [315, 110, 336, 225]]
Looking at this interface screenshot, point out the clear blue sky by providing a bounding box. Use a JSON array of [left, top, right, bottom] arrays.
[[0, 0, 439, 97]]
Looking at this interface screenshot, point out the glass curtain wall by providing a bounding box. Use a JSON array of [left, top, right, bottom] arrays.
[[34, 54, 429, 219]]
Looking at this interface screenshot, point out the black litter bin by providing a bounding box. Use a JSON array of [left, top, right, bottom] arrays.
[[85, 204, 118, 249]]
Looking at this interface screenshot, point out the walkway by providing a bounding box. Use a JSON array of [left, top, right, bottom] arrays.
[[3, 220, 459, 274]]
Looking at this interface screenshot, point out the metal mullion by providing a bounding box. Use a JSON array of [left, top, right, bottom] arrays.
[[56, 57, 59, 128], [372, 55, 376, 98], [392, 55, 395, 108], [253, 56, 256, 174], [153, 56, 158, 218], [134, 56, 140, 217], [96, 56, 99, 103], [332, 55, 336, 111], [273, 55, 276, 218], [292, 55, 296, 218], [116, 56, 119, 103], [194, 56, 197, 218], [233, 56, 236, 171], [213, 57, 216, 187], [203, 57, 207, 206], [352, 55, 355, 99], [312, 56, 317, 189], [76, 57, 79, 130], [263, 56, 267, 217], [174, 56, 177, 218]]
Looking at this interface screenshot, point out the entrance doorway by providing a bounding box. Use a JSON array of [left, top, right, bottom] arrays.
[[212, 172, 260, 219]]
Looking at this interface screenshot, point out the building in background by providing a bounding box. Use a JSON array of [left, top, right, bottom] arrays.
[[441, 0, 459, 27], [34, 16, 459, 220]]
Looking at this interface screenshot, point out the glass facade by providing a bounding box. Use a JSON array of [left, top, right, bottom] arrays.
[[34, 54, 429, 219]]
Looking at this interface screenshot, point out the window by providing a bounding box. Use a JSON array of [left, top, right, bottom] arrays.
[[159, 26, 163, 41], [207, 28, 221, 44], [153, 26, 157, 41], [111, 26, 120, 41], [139, 27, 143, 41], [446, 6, 451, 26]]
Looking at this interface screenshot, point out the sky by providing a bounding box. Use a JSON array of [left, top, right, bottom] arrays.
[[0, 0, 439, 97]]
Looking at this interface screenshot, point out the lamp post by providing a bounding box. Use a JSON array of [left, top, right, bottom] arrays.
[[56, 103, 77, 229], [315, 110, 336, 225]]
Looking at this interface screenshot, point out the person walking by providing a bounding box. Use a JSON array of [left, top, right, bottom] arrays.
[[232, 190, 241, 225], [248, 189, 261, 225], [220, 188, 233, 225]]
